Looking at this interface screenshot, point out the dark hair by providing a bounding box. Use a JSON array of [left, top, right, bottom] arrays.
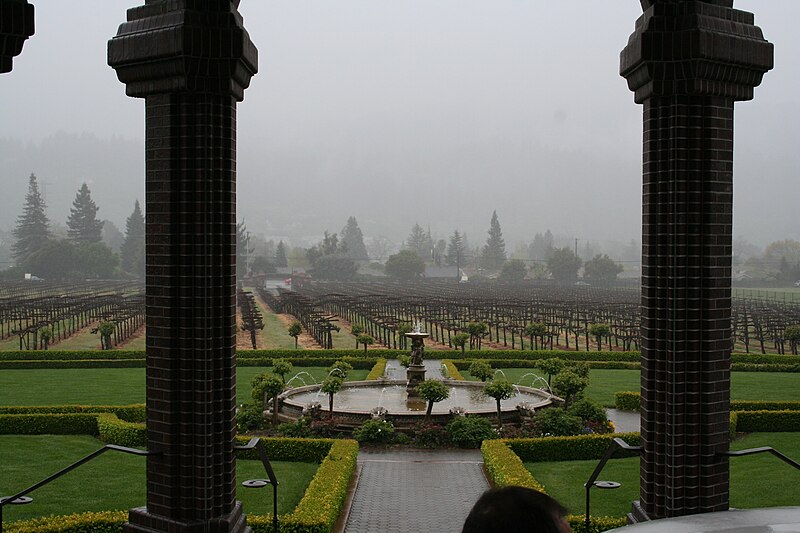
[[462, 486, 569, 533]]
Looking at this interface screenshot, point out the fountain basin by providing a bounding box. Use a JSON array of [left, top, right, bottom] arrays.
[[278, 379, 559, 429]]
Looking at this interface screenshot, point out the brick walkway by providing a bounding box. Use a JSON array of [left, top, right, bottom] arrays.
[[343, 448, 489, 533]]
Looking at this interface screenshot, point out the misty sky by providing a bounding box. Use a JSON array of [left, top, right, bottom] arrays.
[[1, 1, 797, 252]]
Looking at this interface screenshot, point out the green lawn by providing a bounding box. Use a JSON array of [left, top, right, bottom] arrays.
[[467, 368, 800, 407], [0, 367, 369, 406], [528, 432, 800, 518], [0, 435, 317, 522]]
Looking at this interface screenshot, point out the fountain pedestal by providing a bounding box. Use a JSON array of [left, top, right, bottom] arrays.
[[405, 330, 429, 397]]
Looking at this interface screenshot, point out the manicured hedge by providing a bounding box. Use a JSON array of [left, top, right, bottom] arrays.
[[97, 413, 146, 448], [5, 511, 127, 533], [237, 357, 377, 370], [507, 433, 642, 463], [0, 413, 99, 435], [451, 359, 640, 371], [441, 360, 465, 380], [614, 392, 639, 411], [482, 439, 545, 491], [733, 410, 800, 433], [5, 439, 359, 533], [0, 350, 144, 361], [731, 363, 800, 373], [0, 359, 146, 369], [615, 393, 800, 414], [482, 438, 629, 533], [365, 358, 387, 380], [0, 405, 145, 422], [235, 436, 335, 464]]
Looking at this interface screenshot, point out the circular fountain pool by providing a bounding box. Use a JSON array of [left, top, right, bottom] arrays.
[[278, 379, 558, 428]]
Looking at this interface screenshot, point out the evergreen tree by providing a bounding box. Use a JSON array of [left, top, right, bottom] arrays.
[[236, 220, 253, 280], [275, 240, 288, 268], [479, 210, 506, 271], [445, 230, 466, 267], [66, 183, 103, 243], [120, 200, 145, 278], [406, 223, 429, 259], [341, 216, 369, 260], [12, 173, 51, 264]]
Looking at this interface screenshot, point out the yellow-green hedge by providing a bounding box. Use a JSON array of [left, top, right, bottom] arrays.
[[507, 433, 641, 463], [482, 438, 627, 532], [365, 358, 387, 380], [5, 439, 359, 533], [441, 360, 465, 380]]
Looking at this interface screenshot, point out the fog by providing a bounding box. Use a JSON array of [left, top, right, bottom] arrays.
[[1, 1, 798, 255]]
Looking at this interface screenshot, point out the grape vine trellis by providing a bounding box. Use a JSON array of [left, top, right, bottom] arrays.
[[0, 281, 144, 350], [270, 280, 800, 354]]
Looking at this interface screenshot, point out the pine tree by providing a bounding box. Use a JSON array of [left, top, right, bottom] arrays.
[[120, 200, 145, 278], [406, 223, 429, 259], [445, 230, 466, 267], [480, 210, 506, 271], [12, 173, 51, 264], [236, 220, 253, 280], [341, 216, 369, 260], [67, 183, 103, 243], [275, 240, 288, 268]]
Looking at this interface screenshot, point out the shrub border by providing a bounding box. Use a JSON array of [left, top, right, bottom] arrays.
[[4, 425, 357, 533], [482, 436, 632, 533], [440, 360, 465, 380], [365, 358, 387, 380]]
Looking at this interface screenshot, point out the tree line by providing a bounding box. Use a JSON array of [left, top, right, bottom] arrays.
[[5, 174, 144, 281]]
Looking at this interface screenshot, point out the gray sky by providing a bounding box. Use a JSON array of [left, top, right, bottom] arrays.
[[1, 1, 797, 250]]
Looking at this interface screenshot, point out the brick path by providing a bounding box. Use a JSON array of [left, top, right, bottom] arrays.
[[343, 448, 488, 533]]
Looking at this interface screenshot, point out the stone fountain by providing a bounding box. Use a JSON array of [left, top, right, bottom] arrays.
[[405, 321, 428, 397]]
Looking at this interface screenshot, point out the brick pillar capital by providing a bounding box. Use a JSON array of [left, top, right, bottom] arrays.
[[0, 0, 34, 74], [621, 1, 773, 103], [108, 0, 257, 100]]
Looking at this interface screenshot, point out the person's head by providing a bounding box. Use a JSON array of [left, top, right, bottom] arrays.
[[462, 486, 571, 533]]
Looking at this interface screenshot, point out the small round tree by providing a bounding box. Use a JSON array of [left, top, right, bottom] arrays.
[[357, 334, 374, 355], [466, 321, 488, 349], [351, 324, 363, 348], [272, 358, 293, 383], [524, 323, 548, 350], [98, 321, 115, 350], [484, 378, 516, 427], [320, 375, 343, 419], [397, 323, 413, 349], [785, 325, 800, 355], [39, 328, 52, 350], [538, 358, 565, 385], [416, 380, 450, 421], [288, 321, 302, 349], [589, 323, 612, 351], [551, 369, 589, 409], [251, 372, 285, 425], [468, 361, 493, 382], [452, 332, 470, 353], [329, 359, 353, 379]]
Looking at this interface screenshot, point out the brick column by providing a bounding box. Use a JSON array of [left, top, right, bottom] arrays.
[[620, 0, 771, 521], [0, 0, 34, 74], [108, 2, 257, 531]]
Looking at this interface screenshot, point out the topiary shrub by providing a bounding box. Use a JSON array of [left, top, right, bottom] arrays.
[[468, 360, 493, 382], [568, 398, 608, 424], [447, 415, 496, 448], [277, 417, 313, 438], [531, 408, 584, 437], [237, 401, 266, 432], [352, 419, 395, 444], [412, 422, 447, 448]]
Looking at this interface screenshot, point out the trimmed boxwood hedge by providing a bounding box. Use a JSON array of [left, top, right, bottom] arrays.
[[365, 358, 387, 380], [733, 410, 800, 433], [482, 438, 629, 533], [0, 413, 99, 435], [441, 360, 465, 380], [0, 404, 145, 422], [4, 438, 359, 533], [615, 393, 800, 414], [506, 433, 642, 463]]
